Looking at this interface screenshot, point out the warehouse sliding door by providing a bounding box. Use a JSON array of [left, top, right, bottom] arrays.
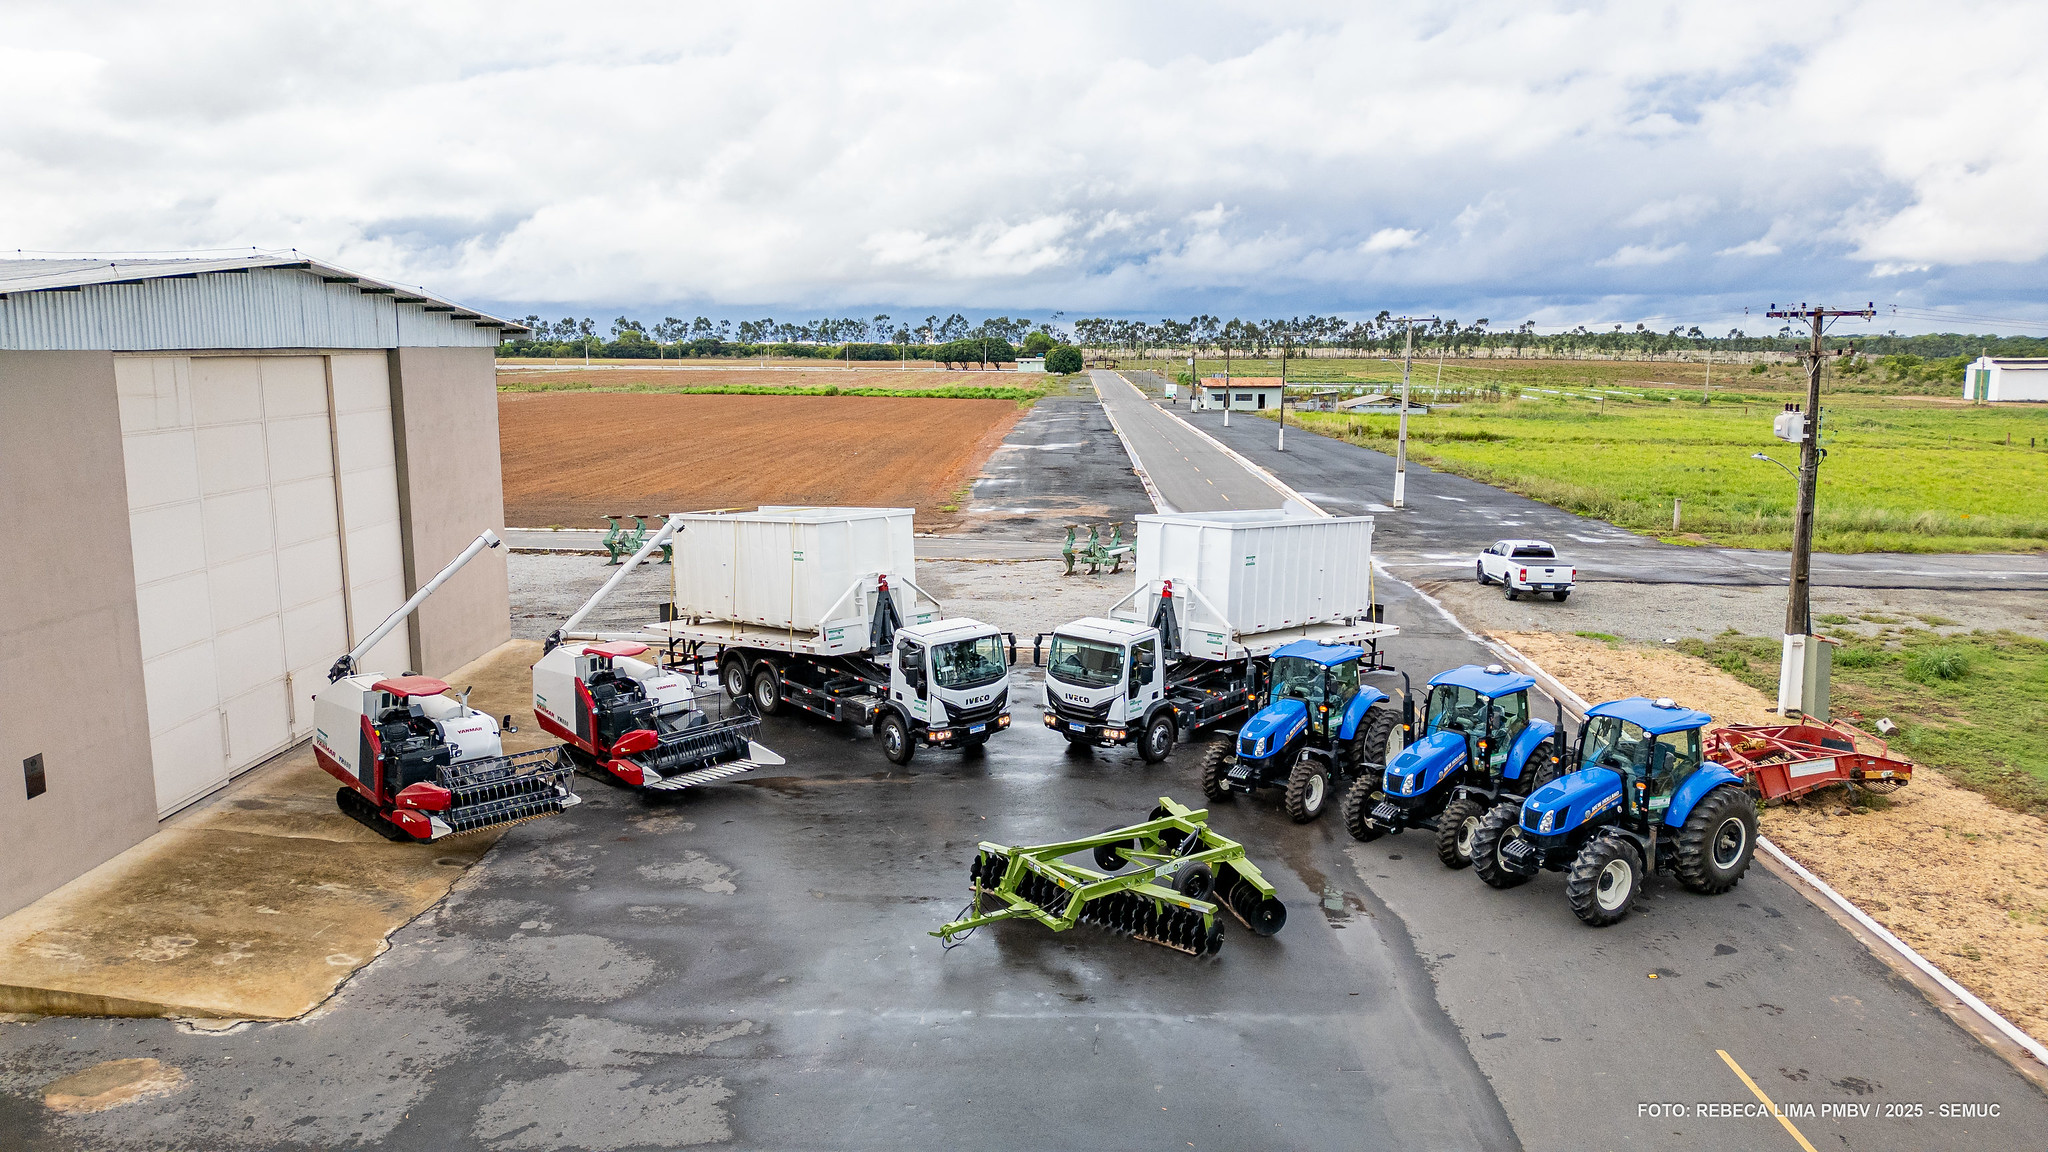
[[117, 353, 411, 817]]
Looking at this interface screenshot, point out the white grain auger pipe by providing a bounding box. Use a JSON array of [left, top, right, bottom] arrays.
[[328, 530, 502, 682], [546, 516, 682, 653]]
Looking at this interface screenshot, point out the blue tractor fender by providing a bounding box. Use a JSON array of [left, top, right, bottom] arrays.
[[1335, 687, 1390, 741], [1501, 718, 1558, 781], [1384, 729, 1465, 796], [1237, 698, 1308, 762], [1663, 762, 1747, 827], [1520, 766, 1624, 834]]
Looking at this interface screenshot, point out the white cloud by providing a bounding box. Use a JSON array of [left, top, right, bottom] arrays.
[[0, 0, 2041, 319]]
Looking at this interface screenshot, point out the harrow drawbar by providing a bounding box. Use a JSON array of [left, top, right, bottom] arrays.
[[936, 797, 1287, 956]]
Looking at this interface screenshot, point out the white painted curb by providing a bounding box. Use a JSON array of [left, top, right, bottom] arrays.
[[1114, 374, 1329, 517], [1092, 378, 1173, 514]]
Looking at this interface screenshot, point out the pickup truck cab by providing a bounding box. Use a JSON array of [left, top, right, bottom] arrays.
[[1477, 540, 1575, 602]]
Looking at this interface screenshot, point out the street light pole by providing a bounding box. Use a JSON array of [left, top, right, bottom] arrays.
[[1278, 335, 1288, 451], [1390, 315, 1438, 508]]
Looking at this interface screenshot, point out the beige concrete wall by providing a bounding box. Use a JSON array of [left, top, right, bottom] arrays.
[[387, 347, 510, 677], [0, 352, 160, 917]]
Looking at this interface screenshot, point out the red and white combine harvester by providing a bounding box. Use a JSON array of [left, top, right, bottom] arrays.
[[533, 517, 783, 793], [315, 531, 580, 841]]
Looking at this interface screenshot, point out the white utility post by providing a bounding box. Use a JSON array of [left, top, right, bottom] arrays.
[[1390, 315, 1438, 508], [1277, 336, 1288, 451]]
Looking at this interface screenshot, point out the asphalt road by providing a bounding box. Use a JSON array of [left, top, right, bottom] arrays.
[[1092, 371, 1286, 512], [1135, 387, 2048, 592]]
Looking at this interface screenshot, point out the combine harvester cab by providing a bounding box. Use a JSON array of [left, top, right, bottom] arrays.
[[538, 516, 783, 793], [620, 507, 1012, 765], [1470, 696, 1759, 926], [1036, 509, 1400, 791], [315, 531, 578, 842], [1340, 663, 1565, 868]]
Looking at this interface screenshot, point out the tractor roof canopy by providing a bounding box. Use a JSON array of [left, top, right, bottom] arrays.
[[1586, 696, 1712, 735], [1428, 663, 1535, 697], [1270, 639, 1366, 666]]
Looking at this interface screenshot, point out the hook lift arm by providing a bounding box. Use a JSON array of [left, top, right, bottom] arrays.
[[329, 530, 503, 682], [544, 516, 683, 654]]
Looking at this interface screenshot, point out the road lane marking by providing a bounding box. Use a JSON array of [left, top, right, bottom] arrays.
[[1716, 1049, 1819, 1152]]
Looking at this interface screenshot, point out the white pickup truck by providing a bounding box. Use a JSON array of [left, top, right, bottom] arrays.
[[1476, 539, 1575, 602]]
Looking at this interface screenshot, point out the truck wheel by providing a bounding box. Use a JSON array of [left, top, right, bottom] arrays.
[[1673, 785, 1758, 894], [1552, 590, 1570, 602], [1436, 796, 1485, 870], [1340, 776, 1387, 841], [1566, 830, 1644, 926], [751, 665, 782, 715], [1139, 714, 1176, 763], [878, 713, 915, 765], [1471, 802, 1532, 889], [721, 656, 748, 700], [1475, 561, 1490, 585], [1503, 585, 1519, 601], [1198, 739, 1233, 802], [1359, 705, 1401, 767], [1284, 755, 1331, 823]]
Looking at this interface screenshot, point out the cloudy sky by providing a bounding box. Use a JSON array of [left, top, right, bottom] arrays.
[[3, 1, 2044, 333]]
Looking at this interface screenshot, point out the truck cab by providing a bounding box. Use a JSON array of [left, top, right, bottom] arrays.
[[877, 618, 1013, 763], [1038, 617, 1177, 761], [1476, 539, 1575, 602]]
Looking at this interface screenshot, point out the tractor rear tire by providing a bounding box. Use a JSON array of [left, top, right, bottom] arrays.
[[1436, 796, 1485, 870], [1359, 705, 1401, 768], [1340, 776, 1387, 842], [878, 713, 915, 765], [751, 665, 783, 715], [1566, 830, 1644, 926], [1471, 801, 1532, 889], [1516, 739, 1562, 795], [1673, 785, 1758, 894], [721, 656, 749, 700], [1284, 755, 1331, 823], [1198, 739, 1233, 802], [1139, 713, 1176, 763]]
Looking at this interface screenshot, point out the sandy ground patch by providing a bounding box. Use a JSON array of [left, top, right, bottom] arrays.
[[499, 392, 1023, 530], [1494, 628, 2048, 1048]]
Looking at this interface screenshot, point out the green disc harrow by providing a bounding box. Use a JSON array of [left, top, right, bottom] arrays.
[[932, 797, 1288, 956]]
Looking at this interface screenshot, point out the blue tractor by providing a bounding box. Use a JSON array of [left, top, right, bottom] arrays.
[[1199, 639, 1405, 823], [1471, 696, 1759, 926], [1339, 664, 1566, 869]]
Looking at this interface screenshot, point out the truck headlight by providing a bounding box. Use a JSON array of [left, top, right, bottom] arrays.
[[1043, 712, 1056, 727]]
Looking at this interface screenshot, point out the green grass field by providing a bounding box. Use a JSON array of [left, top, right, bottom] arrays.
[[1252, 361, 2048, 553], [1684, 629, 2048, 817]]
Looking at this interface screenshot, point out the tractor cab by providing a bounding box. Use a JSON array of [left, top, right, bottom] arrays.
[[1219, 640, 1400, 824], [1477, 696, 1759, 927], [1343, 664, 1561, 868]]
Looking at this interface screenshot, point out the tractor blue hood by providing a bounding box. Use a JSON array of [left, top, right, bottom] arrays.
[[1522, 766, 1624, 834], [1237, 698, 1308, 761], [1383, 728, 1466, 796]]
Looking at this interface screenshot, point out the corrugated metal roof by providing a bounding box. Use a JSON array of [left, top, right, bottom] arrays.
[[0, 254, 528, 351]]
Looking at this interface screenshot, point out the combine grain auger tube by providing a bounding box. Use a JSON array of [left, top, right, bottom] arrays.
[[933, 797, 1287, 955]]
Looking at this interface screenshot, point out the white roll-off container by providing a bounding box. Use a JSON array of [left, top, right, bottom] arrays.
[[1111, 510, 1388, 660]]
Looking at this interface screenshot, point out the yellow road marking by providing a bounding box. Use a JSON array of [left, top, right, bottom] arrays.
[[1716, 1049, 1818, 1152]]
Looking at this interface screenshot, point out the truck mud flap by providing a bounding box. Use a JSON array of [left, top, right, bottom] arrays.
[[439, 747, 580, 835]]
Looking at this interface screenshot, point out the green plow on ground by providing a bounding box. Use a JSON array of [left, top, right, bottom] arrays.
[[933, 797, 1288, 956]]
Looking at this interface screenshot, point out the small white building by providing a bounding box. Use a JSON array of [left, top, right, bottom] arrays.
[[1015, 356, 1046, 373], [1963, 357, 2048, 402], [1197, 376, 1284, 411]]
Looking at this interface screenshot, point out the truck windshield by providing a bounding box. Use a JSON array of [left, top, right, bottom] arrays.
[[1579, 716, 1651, 775], [932, 635, 1006, 690], [1047, 636, 1124, 689], [1269, 657, 1328, 707]]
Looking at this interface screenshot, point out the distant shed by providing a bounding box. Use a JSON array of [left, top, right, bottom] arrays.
[[1963, 356, 2048, 402]]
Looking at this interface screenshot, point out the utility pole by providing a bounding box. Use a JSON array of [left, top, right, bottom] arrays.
[[1278, 334, 1288, 451], [1763, 301, 1874, 713], [1390, 315, 1438, 508]]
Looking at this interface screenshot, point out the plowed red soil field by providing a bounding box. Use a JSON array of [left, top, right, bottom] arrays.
[[498, 391, 1024, 529]]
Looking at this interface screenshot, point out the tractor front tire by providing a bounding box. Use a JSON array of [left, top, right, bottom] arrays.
[[1674, 785, 1758, 894], [1436, 796, 1485, 869], [751, 665, 783, 715], [721, 656, 749, 700], [1199, 739, 1233, 802], [1139, 713, 1176, 763], [1340, 776, 1387, 842], [878, 713, 915, 765], [1566, 830, 1644, 926], [1360, 705, 1401, 767], [1284, 755, 1331, 823], [1471, 802, 1532, 889]]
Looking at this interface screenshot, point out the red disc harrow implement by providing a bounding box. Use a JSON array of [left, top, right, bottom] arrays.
[[1706, 719, 1913, 801]]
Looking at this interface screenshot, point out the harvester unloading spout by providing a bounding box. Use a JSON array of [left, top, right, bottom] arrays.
[[312, 529, 579, 842]]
